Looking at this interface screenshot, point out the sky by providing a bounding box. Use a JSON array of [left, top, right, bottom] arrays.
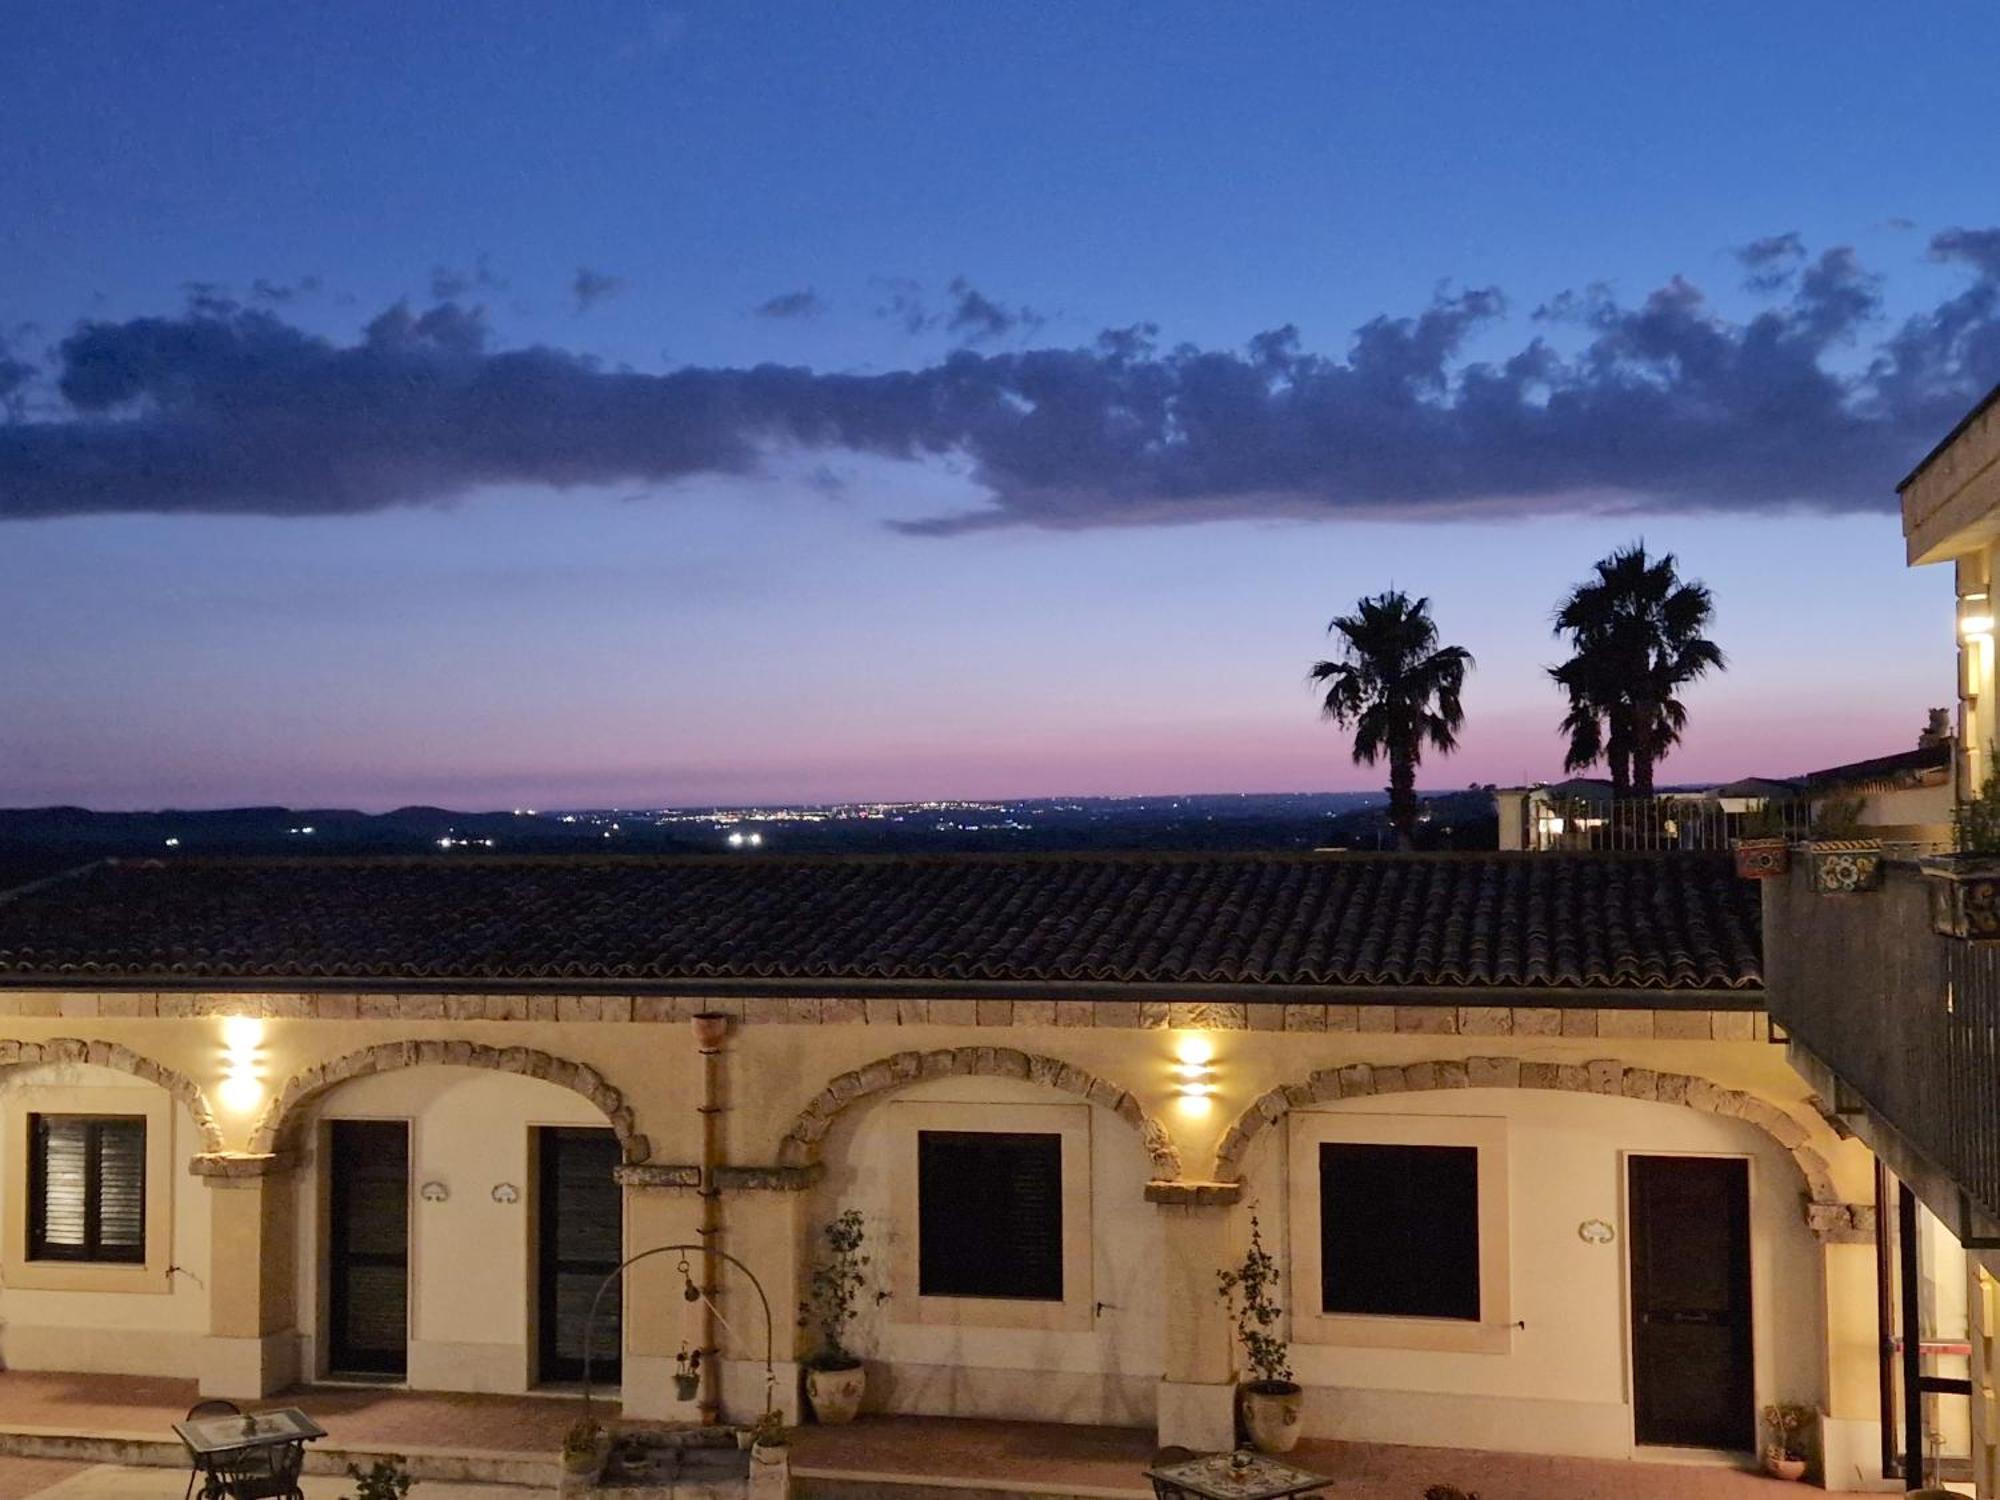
[[3, 1, 1997, 809]]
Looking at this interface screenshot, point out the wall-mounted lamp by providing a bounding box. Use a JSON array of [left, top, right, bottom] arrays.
[[217, 1015, 265, 1113], [1962, 613, 1995, 640], [1172, 1034, 1217, 1116]]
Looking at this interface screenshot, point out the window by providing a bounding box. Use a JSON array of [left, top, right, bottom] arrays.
[[1319, 1141, 1479, 1321], [917, 1130, 1063, 1301], [29, 1114, 146, 1264]]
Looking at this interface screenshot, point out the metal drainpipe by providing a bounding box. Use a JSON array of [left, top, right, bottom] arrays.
[[693, 1013, 728, 1424]]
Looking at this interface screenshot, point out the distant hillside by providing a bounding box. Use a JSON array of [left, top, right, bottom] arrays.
[[0, 788, 1496, 876]]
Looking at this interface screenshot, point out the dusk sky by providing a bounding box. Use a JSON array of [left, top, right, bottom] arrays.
[[5, 2, 1997, 809]]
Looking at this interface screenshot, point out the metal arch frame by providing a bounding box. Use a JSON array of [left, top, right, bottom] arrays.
[[579, 1243, 777, 1423]]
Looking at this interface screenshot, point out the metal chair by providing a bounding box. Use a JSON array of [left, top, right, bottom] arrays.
[[203, 1438, 306, 1500], [182, 1401, 241, 1500]]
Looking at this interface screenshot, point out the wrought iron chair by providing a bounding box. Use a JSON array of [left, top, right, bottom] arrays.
[[181, 1401, 241, 1500], [202, 1436, 307, 1500]]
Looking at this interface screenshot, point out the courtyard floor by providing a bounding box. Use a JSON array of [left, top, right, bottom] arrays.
[[0, 1374, 1811, 1498]]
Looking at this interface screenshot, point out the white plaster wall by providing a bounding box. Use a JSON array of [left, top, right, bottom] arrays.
[[294, 1067, 606, 1392], [1237, 1088, 1826, 1460], [0, 1063, 212, 1376], [816, 1073, 1165, 1425]]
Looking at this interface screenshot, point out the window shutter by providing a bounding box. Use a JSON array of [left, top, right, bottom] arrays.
[[30, 1114, 146, 1263], [95, 1117, 147, 1257], [917, 1130, 1064, 1301], [34, 1117, 91, 1254]]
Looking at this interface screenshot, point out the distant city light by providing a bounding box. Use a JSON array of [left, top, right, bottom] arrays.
[[164, 836, 180, 848]]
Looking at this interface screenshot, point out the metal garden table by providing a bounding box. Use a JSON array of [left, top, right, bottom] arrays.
[[1144, 1450, 1331, 1500], [173, 1408, 326, 1500]]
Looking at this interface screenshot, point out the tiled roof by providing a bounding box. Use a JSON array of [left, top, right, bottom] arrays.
[[1803, 740, 1951, 790], [0, 852, 1761, 995]]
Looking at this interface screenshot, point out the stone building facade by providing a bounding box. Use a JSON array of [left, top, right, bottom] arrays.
[[0, 851, 1891, 1485]]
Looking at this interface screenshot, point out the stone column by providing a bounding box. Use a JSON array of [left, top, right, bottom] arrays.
[[1816, 1236, 1887, 1491], [714, 1167, 815, 1426], [1148, 1182, 1241, 1452], [193, 1153, 300, 1398], [1972, 1261, 1998, 1500], [613, 1164, 704, 1422]]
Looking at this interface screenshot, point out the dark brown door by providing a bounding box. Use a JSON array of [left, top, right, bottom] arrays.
[[1629, 1155, 1754, 1450], [537, 1127, 623, 1384], [327, 1120, 409, 1376]]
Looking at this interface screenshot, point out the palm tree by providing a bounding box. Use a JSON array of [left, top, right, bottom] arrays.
[[1311, 591, 1473, 848], [1550, 544, 1724, 800]]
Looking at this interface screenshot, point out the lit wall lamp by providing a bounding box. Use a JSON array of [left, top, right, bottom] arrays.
[[217, 1014, 266, 1113], [1960, 589, 1992, 640], [1172, 1034, 1218, 1116]]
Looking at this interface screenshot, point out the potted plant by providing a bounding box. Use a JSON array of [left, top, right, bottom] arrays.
[[1805, 795, 1883, 894], [1925, 748, 2000, 939], [673, 1345, 703, 1403], [1732, 799, 1797, 880], [1216, 1211, 1301, 1454], [1760, 1402, 1813, 1480], [560, 1418, 606, 1481], [799, 1207, 870, 1424], [749, 1408, 789, 1463], [341, 1458, 414, 1500]]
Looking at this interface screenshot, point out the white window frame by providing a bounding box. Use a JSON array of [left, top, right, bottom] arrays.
[[1287, 1110, 1511, 1354], [3, 1084, 175, 1296], [888, 1100, 1093, 1333]]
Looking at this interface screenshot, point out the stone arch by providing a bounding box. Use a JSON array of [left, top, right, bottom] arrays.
[[250, 1040, 646, 1163], [776, 1045, 1183, 1181], [1212, 1055, 1869, 1240], [0, 1036, 224, 1153]]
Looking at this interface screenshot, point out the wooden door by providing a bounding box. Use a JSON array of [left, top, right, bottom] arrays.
[[537, 1127, 623, 1384], [1629, 1155, 1754, 1450], [327, 1120, 409, 1377]]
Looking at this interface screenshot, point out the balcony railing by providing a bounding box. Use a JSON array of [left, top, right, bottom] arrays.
[[1526, 797, 1813, 853], [1764, 859, 2000, 1228]]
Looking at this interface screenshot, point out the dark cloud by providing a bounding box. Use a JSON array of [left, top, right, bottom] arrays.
[[1735, 231, 1807, 292], [874, 277, 1045, 344], [250, 275, 322, 305], [572, 267, 626, 314], [429, 256, 504, 303], [6, 233, 1999, 533], [754, 288, 826, 320], [944, 276, 1045, 343]]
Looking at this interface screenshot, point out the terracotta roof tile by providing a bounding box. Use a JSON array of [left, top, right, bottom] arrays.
[[0, 852, 1761, 993]]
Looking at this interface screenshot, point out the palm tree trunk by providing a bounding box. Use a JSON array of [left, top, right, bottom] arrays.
[[1387, 750, 1418, 850]]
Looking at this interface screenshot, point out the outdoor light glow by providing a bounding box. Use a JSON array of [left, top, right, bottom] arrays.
[[218, 1015, 266, 1112], [1962, 614, 1995, 639], [1172, 1033, 1217, 1115]]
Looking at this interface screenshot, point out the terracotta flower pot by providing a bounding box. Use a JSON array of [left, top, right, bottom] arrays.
[[806, 1361, 866, 1425], [1733, 837, 1790, 880], [1761, 1448, 1806, 1481], [1240, 1380, 1303, 1454]]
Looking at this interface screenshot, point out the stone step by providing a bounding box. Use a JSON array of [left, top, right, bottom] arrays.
[[790, 1464, 1148, 1500], [0, 1424, 557, 1489]]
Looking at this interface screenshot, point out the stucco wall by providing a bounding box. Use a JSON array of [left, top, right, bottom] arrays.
[[0, 1062, 212, 1376], [291, 1067, 609, 1392], [816, 1072, 1165, 1425], [1233, 1087, 1825, 1459]]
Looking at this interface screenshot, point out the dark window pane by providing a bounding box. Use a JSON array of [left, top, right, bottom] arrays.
[[918, 1130, 1063, 1301], [29, 1114, 146, 1264], [1320, 1142, 1479, 1321]]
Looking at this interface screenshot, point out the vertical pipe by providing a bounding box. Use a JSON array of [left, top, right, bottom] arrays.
[[693, 1014, 728, 1424], [1900, 1182, 1926, 1487], [1876, 1159, 1897, 1482]]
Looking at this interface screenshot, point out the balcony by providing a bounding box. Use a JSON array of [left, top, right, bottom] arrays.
[[1763, 857, 2000, 1234]]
